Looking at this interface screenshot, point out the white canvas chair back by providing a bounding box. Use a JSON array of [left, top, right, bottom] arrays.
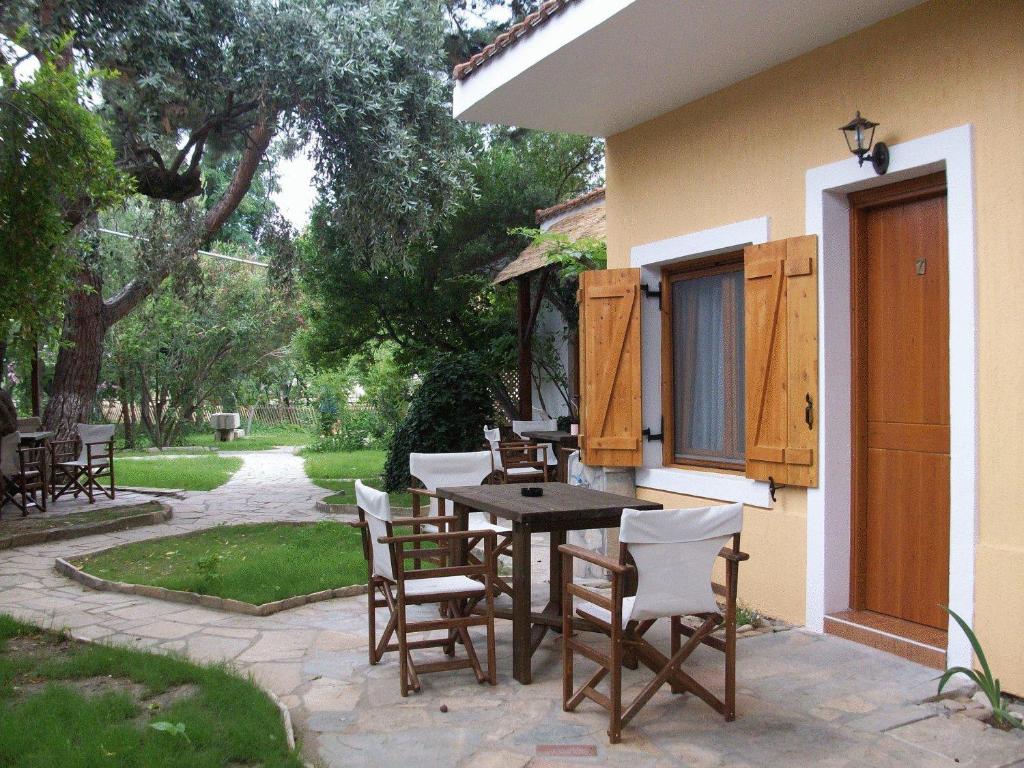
[[511, 419, 559, 465], [0, 432, 20, 477], [620, 504, 743, 620], [355, 480, 395, 582], [483, 426, 503, 469], [76, 423, 115, 464], [409, 451, 492, 516]]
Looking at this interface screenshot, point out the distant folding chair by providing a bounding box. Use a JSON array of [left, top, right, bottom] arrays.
[[484, 427, 549, 484], [350, 480, 497, 696], [409, 451, 514, 598], [50, 424, 115, 503], [511, 417, 559, 471], [15, 417, 41, 432], [1, 432, 47, 517], [560, 504, 748, 743]]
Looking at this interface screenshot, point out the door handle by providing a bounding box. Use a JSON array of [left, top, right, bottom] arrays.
[[805, 393, 814, 430]]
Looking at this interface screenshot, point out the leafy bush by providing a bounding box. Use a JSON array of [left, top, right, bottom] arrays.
[[383, 353, 495, 491]]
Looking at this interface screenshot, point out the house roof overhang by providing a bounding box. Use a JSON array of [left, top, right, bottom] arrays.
[[453, 0, 924, 137]]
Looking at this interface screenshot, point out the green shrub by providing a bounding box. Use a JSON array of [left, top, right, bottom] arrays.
[[383, 352, 495, 491]]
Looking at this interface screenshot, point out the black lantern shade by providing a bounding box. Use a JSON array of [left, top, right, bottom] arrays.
[[839, 111, 889, 174]]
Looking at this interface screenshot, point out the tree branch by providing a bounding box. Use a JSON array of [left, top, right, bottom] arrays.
[[103, 112, 277, 326]]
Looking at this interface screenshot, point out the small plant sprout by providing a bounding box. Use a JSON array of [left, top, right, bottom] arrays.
[[938, 606, 1022, 730], [149, 721, 192, 745]]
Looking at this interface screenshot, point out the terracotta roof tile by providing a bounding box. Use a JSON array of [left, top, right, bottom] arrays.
[[453, 0, 581, 81]]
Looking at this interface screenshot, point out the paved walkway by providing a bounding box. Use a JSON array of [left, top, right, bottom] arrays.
[[0, 449, 1021, 767]]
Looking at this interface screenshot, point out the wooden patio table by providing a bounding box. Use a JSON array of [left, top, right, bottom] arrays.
[[434, 481, 662, 684]]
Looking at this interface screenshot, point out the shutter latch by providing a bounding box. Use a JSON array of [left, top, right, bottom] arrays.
[[642, 417, 664, 442], [768, 476, 787, 503], [641, 283, 662, 310]]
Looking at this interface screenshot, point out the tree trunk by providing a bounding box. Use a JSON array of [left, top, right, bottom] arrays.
[[42, 116, 276, 437], [43, 265, 106, 437], [119, 373, 135, 449]]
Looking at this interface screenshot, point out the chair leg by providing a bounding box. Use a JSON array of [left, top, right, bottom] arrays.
[[368, 581, 378, 665], [609, 625, 623, 744], [670, 616, 683, 694], [397, 601, 410, 697]]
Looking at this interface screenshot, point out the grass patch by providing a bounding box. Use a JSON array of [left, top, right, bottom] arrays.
[[302, 449, 412, 507], [0, 614, 303, 767], [73, 522, 366, 605], [118, 426, 313, 455], [0, 502, 163, 534], [116, 456, 243, 491]]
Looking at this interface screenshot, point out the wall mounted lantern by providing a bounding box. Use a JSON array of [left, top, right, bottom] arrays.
[[840, 111, 889, 175]]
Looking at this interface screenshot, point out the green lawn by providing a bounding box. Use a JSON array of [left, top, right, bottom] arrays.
[[0, 502, 163, 536], [116, 456, 243, 491], [118, 426, 313, 455], [302, 449, 412, 507], [0, 615, 303, 768], [73, 522, 366, 605]]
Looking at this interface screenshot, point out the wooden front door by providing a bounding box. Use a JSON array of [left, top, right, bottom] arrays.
[[851, 172, 950, 630]]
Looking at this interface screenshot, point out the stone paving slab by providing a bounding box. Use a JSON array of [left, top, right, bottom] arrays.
[[0, 447, 1021, 767]]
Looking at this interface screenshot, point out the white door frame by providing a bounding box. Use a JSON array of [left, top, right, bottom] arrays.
[[804, 124, 977, 669]]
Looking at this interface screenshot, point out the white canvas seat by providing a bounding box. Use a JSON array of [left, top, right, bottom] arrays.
[[560, 503, 748, 744], [484, 426, 550, 483], [349, 480, 497, 696], [51, 423, 115, 503], [403, 575, 487, 598]]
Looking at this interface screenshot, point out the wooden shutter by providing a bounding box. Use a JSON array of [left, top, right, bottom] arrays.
[[743, 236, 819, 487], [579, 268, 643, 467]]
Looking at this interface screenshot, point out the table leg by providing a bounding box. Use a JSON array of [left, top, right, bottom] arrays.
[[451, 502, 469, 567], [548, 530, 566, 632], [512, 522, 532, 684]]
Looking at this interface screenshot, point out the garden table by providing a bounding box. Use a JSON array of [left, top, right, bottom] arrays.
[[435, 481, 661, 684]]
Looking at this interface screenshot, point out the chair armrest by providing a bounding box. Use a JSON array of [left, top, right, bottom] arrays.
[[407, 487, 443, 500], [557, 543, 632, 575], [718, 547, 750, 562], [378, 529, 497, 546], [344, 520, 367, 529], [390, 514, 457, 527]]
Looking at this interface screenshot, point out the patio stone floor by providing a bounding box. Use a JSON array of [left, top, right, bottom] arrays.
[[0, 448, 1021, 767]]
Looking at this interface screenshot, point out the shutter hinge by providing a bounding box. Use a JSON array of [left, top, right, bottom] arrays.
[[642, 417, 664, 442], [641, 283, 662, 310], [768, 476, 787, 503]]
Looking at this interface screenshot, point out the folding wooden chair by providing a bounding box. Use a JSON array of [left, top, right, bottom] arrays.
[[1, 432, 47, 517], [350, 480, 497, 696], [560, 503, 748, 743], [408, 451, 514, 598], [50, 424, 115, 503], [484, 427, 549, 484]]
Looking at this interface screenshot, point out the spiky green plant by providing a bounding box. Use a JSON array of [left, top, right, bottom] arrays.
[[938, 606, 1022, 729]]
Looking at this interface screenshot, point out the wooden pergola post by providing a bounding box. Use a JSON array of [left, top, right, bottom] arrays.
[[517, 274, 532, 420], [30, 339, 42, 417]]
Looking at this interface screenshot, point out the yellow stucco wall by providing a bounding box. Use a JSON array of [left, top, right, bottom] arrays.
[[605, 0, 1024, 691]]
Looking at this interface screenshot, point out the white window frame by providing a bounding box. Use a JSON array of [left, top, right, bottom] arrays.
[[630, 217, 773, 509]]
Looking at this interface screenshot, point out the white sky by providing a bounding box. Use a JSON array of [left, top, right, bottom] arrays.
[[272, 5, 513, 231]]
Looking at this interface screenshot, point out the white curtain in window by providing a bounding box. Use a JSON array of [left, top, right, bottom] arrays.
[[672, 270, 744, 463]]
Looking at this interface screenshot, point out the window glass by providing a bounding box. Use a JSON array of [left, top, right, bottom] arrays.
[[670, 267, 745, 466]]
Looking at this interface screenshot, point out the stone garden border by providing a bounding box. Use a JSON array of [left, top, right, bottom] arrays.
[[0, 501, 173, 551], [55, 521, 364, 616]]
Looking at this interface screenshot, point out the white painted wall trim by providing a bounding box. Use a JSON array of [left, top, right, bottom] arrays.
[[629, 217, 771, 507], [805, 125, 977, 671], [636, 467, 773, 508]]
